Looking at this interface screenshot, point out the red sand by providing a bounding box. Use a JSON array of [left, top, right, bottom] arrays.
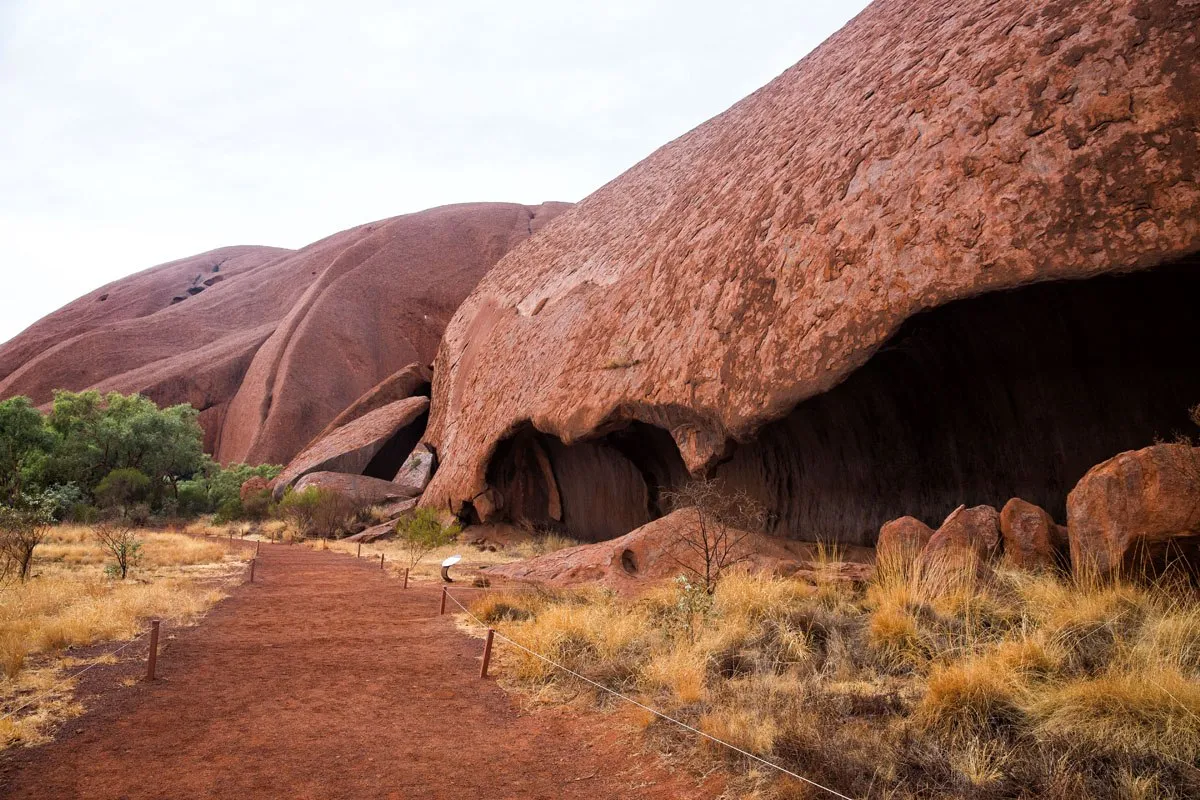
[[0, 545, 720, 799]]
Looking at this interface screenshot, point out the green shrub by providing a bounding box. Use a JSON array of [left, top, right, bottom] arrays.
[[95, 468, 151, 515], [395, 507, 461, 570]]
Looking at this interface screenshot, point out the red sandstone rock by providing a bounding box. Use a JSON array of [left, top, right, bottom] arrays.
[[1000, 498, 1063, 571], [422, 0, 1200, 545], [923, 505, 1002, 566], [393, 444, 436, 497], [0, 202, 570, 464], [292, 472, 412, 507], [312, 363, 432, 444], [487, 508, 874, 594], [877, 517, 934, 565], [239, 476, 271, 504], [1067, 444, 1200, 576], [273, 397, 429, 498]]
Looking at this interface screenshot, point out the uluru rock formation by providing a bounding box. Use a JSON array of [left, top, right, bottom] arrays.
[[423, 0, 1200, 547], [0, 202, 570, 464]]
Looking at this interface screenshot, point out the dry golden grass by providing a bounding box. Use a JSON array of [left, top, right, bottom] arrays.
[[0, 525, 244, 749], [468, 561, 1200, 799]]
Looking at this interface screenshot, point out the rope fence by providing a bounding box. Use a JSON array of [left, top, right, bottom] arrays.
[[439, 586, 859, 800], [2, 541, 261, 728]]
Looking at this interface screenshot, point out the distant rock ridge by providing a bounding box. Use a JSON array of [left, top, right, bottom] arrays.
[[0, 201, 571, 465]]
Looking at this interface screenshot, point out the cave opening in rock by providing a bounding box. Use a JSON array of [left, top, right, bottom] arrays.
[[485, 422, 688, 543], [482, 260, 1198, 547], [361, 382, 434, 480], [716, 258, 1200, 545]]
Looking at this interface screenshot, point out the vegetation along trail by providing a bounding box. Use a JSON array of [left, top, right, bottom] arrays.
[[0, 544, 718, 799]]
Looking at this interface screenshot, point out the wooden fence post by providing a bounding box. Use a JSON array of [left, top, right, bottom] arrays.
[[145, 620, 161, 681], [249, 558, 256, 583], [357, 542, 362, 558], [403, 568, 409, 590], [380, 552, 385, 570], [480, 628, 495, 678], [439, 586, 447, 615]]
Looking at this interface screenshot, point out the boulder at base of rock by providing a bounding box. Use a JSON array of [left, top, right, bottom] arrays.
[[922, 505, 1002, 567], [1000, 498, 1065, 572], [877, 517, 934, 566], [273, 396, 429, 498], [486, 508, 873, 594], [394, 444, 436, 497], [313, 363, 432, 443], [292, 472, 413, 507], [1067, 444, 1200, 577], [343, 501, 420, 544]]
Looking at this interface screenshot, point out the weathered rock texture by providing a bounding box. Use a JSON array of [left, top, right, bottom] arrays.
[[292, 472, 415, 507], [877, 517, 934, 564], [487, 508, 873, 594], [1067, 444, 1200, 576], [1000, 498, 1066, 571], [424, 0, 1200, 545], [312, 363, 432, 443], [0, 202, 570, 464], [923, 505, 1003, 566], [273, 396, 430, 498]]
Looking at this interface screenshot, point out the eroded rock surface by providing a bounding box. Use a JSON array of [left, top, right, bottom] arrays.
[[487, 508, 874, 594], [1000, 498, 1065, 571], [273, 397, 429, 498], [0, 202, 569, 464], [423, 0, 1200, 546], [292, 472, 413, 507], [1067, 444, 1200, 576], [877, 517, 934, 565], [394, 444, 437, 498], [923, 505, 1002, 566]]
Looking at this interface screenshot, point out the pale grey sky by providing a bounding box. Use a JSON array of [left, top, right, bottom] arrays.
[[0, 0, 870, 345]]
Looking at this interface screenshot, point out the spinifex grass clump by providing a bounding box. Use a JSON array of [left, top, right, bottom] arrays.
[[471, 558, 1200, 799]]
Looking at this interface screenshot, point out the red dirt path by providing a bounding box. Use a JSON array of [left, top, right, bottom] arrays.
[[0, 544, 721, 799]]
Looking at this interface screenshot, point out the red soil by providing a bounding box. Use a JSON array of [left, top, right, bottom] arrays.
[[0, 545, 720, 799]]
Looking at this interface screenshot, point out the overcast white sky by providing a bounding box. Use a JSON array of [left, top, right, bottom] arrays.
[[0, 0, 869, 345]]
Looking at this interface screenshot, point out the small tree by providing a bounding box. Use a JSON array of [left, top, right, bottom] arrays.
[[95, 467, 151, 518], [663, 477, 767, 594], [395, 507, 461, 571], [94, 521, 142, 580], [0, 505, 51, 583]]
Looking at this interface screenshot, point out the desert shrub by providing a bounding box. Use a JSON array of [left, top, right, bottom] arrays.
[[0, 505, 51, 583], [93, 522, 142, 580], [395, 507, 462, 570], [662, 477, 766, 594]]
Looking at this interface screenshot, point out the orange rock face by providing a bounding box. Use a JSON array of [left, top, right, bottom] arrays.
[[0, 202, 570, 465], [923, 505, 1002, 566], [877, 517, 934, 565], [424, 0, 1200, 545], [1066, 444, 1200, 576], [1000, 498, 1065, 572], [273, 396, 430, 499], [487, 508, 873, 594]]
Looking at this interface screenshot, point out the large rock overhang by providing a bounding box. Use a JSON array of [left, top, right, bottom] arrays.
[[422, 0, 1200, 544]]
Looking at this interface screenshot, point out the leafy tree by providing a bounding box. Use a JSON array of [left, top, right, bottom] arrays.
[[95, 467, 152, 515], [395, 507, 461, 571], [0, 397, 55, 503], [45, 391, 205, 501]]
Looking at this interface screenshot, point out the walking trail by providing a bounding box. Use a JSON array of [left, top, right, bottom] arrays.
[[0, 544, 721, 799]]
